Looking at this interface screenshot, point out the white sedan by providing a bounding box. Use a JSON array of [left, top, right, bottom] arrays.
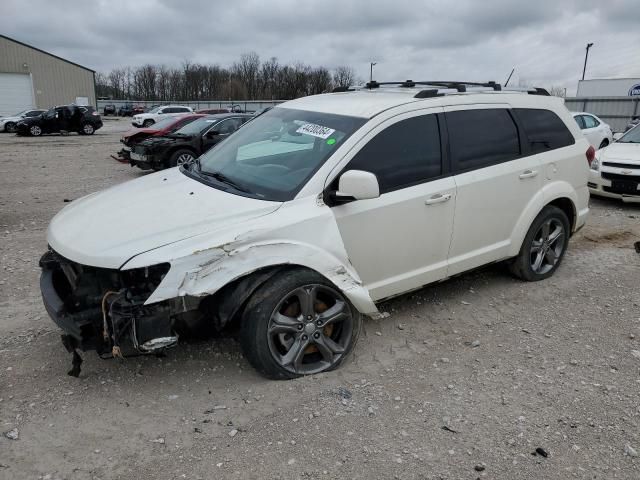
[[589, 124, 640, 202], [572, 112, 613, 150]]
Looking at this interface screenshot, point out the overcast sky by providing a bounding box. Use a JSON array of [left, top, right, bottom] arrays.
[[2, 0, 639, 94]]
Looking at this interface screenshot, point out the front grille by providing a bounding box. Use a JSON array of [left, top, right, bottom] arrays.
[[602, 161, 640, 169], [601, 172, 640, 182]]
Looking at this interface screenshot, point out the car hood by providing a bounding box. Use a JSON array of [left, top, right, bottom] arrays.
[[47, 168, 281, 269], [17, 116, 39, 125], [122, 127, 159, 141], [0, 115, 25, 123], [599, 143, 640, 165]]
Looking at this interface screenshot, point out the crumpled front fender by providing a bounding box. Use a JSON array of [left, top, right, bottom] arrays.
[[121, 197, 381, 318]]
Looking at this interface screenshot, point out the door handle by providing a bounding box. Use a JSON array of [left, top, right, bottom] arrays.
[[519, 170, 538, 179], [425, 193, 452, 205]]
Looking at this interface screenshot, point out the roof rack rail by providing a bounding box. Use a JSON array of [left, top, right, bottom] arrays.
[[332, 86, 356, 93], [337, 80, 551, 98], [364, 80, 502, 92]]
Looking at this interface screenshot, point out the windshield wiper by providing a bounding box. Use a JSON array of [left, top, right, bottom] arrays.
[[198, 168, 250, 193]]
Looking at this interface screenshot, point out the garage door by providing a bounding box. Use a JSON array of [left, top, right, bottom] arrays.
[[0, 73, 35, 116]]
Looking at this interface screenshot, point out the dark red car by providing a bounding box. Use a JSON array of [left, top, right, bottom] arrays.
[[113, 114, 205, 162]]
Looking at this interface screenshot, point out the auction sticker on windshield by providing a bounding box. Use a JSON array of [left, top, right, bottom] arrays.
[[296, 123, 335, 139]]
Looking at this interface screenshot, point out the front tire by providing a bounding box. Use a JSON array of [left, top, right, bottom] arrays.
[[4, 122, 17, 133], [81, 123, 95, 135], [168, 149, 195, 168], [142, 119, 154, 128], [239, 269, 362, 379], [509, 206, 570, 281], [29, 125, 42, 136]]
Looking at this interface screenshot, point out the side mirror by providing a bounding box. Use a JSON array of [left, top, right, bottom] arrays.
[[335, 170, 380, 201], [206, 130, 219, 138], [613, 132, 624, 141]]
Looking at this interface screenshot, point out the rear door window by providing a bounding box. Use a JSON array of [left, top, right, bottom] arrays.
[[583, 115, 599, 128], [514, 108, 575, 153], [446, 109, 520, 172], [345, 114, 442, 194]]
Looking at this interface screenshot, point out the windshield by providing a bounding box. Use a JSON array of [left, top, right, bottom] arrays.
[[194, 107, 366, 201], [146, 107, 161, 114], [174, 117, 221, 136], [618, 124, 640, 143], [12, 110, 29, 117]]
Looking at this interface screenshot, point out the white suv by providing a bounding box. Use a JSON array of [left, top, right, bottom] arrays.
[[40, 81, 591, 379], [131, 105, 193, 127]]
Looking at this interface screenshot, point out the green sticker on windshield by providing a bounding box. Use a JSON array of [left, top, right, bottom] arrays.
[[326, 138, 336, 145]]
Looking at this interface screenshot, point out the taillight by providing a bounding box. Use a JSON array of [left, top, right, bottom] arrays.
[[586, 146, 595, 166]]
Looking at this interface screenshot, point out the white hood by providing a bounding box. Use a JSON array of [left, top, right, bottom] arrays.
[[47, 168, 281, 268], [599, 143, 640, 165]]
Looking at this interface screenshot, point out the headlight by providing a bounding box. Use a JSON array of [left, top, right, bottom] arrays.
[[591, 157, 600, 171]]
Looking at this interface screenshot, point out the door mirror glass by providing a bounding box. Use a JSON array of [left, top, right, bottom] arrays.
[[336, 170, 380, 201]]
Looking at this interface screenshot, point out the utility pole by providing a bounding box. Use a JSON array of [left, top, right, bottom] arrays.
[[370, 62, 377, 83], [582, 43, 594, 81]]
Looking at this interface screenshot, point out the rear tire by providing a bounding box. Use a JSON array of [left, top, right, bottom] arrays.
[[508, 206, 570, 282], [4, 122, 16, 133], [143, 119, 154, 128], [599, 139, 609, 149], [239, 269, 362, 379]]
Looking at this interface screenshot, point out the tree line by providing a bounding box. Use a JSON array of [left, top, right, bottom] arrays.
[[95, 52, 358, 101]]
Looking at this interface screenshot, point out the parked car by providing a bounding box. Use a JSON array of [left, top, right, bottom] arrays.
[[0, 109, 47, 132], [16, 105, 102, 136], [132, 105, 146, 115], [131, 105, 193, 128], [129, 113, 251, 170], [589, 123, 640, 202], [117, 104, 134, 117], [115, 114, 206, 161], [103, 104, 116, 116], [39, 81, 590, 378], [572, 112, 613, 149], [196, 108, 230, 114]]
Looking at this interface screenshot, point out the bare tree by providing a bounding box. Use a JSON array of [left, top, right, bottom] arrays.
[[259, 56, 279, 98], [333, 66, 356, 88], [308, 67, 333, 94], [98, 55, 358, 101], [232, 52, 261, 99], [108, 68, 126, 98]]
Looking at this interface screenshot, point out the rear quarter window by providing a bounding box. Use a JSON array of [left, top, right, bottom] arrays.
[[515, 108, 575, 153], [446, 108, 520, 172]]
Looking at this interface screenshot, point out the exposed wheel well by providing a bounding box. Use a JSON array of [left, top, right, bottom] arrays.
[[547, 197, 576, 233], [198, 264, 323, 331]]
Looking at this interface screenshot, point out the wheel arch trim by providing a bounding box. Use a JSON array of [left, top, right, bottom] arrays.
[[508, 182, 579, 258]]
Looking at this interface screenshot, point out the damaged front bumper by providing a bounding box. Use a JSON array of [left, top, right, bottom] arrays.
[[129, 151, 159, 171], [39, 249, 179, 357]]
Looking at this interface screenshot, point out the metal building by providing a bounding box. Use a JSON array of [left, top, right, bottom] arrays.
[[0, 34, 95, 116]]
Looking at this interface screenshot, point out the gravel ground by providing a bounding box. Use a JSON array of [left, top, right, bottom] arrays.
[[1, 119, 639, 479]]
